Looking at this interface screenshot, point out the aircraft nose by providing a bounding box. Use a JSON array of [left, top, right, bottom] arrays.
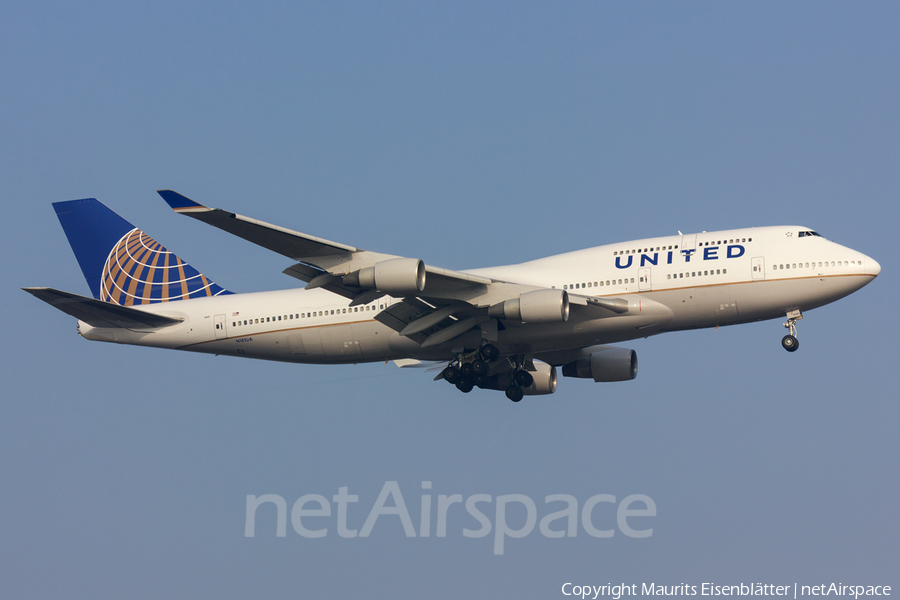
[[866, 256, 881, 277]]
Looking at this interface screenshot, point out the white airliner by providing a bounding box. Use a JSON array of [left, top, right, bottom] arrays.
[[26, 191, 880, 402]]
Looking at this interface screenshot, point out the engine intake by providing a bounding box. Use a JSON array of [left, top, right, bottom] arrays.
[[562, 347, 637, 382], [488, 289, 569, 324], [344, 258, 426, 294]]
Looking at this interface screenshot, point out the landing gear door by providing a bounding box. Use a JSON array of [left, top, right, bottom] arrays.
[[751, 256, 765, 280], [214, 314, 227, 339], [639, 267, 652, 291]]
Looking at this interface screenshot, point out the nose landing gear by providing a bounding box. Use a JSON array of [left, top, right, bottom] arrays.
[[782, 309, 802, 352]]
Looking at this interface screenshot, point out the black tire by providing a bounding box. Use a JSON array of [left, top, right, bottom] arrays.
[[456, 379, 475, 393], [459, 363, 474, 377], [473, 373, 488, 387], [506, 385, 524, 402], [442, 366, 460, 384], [471, 359, 487, 374], [781, 335, 799, 352], [513, 370, 534, 388], [480, 344, 499, 362]]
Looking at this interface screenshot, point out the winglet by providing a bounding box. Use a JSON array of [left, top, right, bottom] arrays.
[[157, 190, 210, 213]]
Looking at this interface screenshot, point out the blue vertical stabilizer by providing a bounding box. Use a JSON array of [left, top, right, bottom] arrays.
[[52, 198, 229, 305]]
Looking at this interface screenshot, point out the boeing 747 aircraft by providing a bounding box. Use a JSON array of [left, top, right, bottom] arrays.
[[26, 192, 880, 402]]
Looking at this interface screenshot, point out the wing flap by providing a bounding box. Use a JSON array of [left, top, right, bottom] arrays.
[[23, 287, 182, 329]]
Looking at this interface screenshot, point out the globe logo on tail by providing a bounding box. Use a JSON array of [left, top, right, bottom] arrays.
[[100, 228, 227, 305]]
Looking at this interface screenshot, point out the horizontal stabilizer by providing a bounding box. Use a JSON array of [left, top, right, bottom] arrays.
[[23, 287, 182, 329]]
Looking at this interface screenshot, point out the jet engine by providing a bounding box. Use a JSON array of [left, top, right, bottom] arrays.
[[344, 258, 426, 294], [479, 361, 558, 395], [488, 289, 569, 324], [561, 347, 637, 382]]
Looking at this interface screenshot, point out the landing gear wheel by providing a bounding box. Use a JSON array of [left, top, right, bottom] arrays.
[[781, 335, 799, 352], [505, 385, 524, 402], [782, 311, 802, 353], [471, 359, 487, 375], [456, 378, 475, 393], [459, 363, 474, 377], [442, 366, 460, 384], [513, 370, 534, 388], [474, 373, 488, 387], [480, 344, 499, 362]]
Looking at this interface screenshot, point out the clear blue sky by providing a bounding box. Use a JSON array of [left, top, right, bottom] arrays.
[[2, 2, 897, 598]]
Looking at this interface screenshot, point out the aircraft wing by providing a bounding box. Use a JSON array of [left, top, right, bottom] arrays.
[[158, 190, 492, 300], [158, 190, 632, 348], [158, 190, 362, 260], [23, 287, 182, 329]]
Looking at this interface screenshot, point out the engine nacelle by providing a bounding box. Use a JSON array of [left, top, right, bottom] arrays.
[[562, 347, 637, 382], [344, 258, 426, 294], [480, 361, 558, 395], [488, 289, 569, 324], [523, 361, 558, 395]]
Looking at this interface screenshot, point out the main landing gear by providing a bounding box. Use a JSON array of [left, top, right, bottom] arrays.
[[442, 344, 532, 401], [502, 368, 534, 403], [781, 309, 802, 353], [441, 344, 499, 394]]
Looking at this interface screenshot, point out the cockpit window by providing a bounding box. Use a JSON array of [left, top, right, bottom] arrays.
[[799, 230, 824, 238]]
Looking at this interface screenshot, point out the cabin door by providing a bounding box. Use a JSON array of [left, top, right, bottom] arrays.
[[214, 314, 227, 339], [751, 256, 766, 280], [638, 267, 652, 291]]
